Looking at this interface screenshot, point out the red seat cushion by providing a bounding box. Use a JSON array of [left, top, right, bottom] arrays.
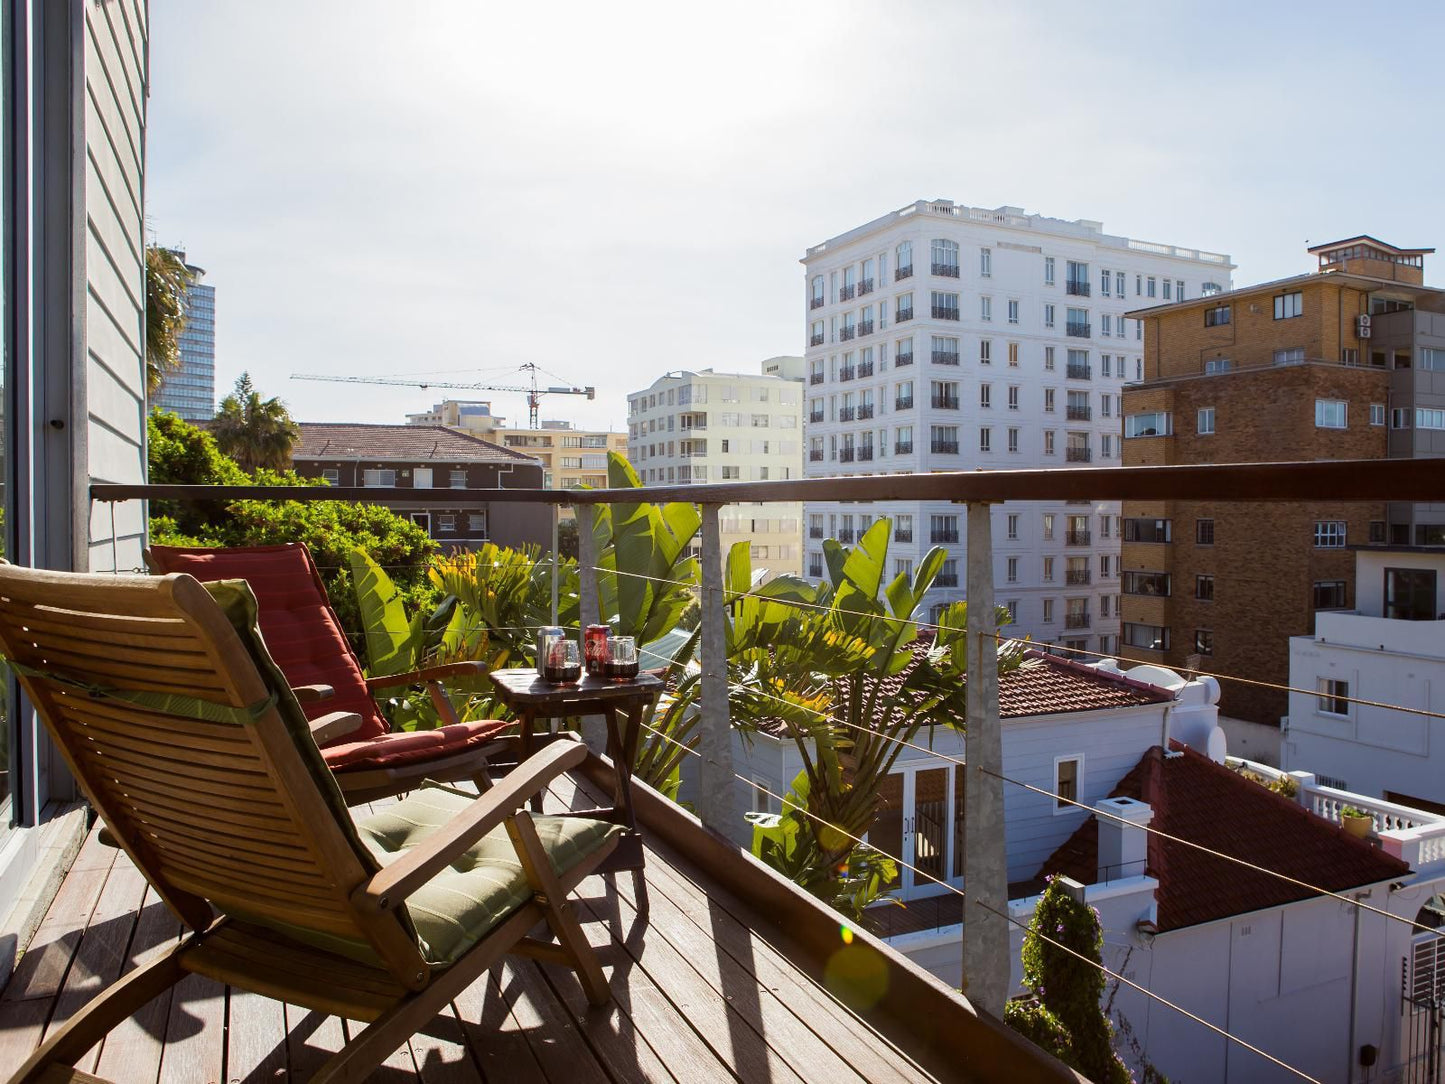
[[322, 719, 513, 772], [148, 543, 391, 743]]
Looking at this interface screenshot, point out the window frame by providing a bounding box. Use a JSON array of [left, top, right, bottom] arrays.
[[1053, 754, 1084, 814]]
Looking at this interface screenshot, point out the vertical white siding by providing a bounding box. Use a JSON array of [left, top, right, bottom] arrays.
[[82, 0, 147, 571]]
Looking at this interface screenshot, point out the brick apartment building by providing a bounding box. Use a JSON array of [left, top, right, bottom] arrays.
[[1119, 237, 1445, 725]]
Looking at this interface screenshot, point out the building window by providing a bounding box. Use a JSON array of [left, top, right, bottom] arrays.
[[1044, 256, 1055, 285], [1124, 412, 1172, 438], [1146, 277, 1156, 298], [1197, 407, 1215, 435], [1044, 430, 1056, 455], [1417, 408, 1445, 430], [1054, 756, 1082, 812], [931, 291, 960, 320], [1274, 291, 1303, 320], [1123, 622, 1169, 651], [1007, 556, 1018, 582], [321, 468, 340, 485], [438, 514, 457, 532], [931, 238, 959, 276], [1044, 346, 1055, 370], [1042, 598, 1055, 623], [1007, 513, 1019, 539], [1007, 427, 1020, 452], [1393, 407, 1412, 430], [1008, 341, 1019, 366], [1121, 571, 1171, 597], [1042, 513, 1055, 541], [1044, 388, 1055, 412], [1384, 567, 1437, 620], [896, 241, 913, 278], [1273, 347, 1305, 365], [1196, 518, 1215, 545], [1314, 521, 1346, 548], [980, 248, 992, 277], [1370, 403, 1385, 426], [363, 468, 397, 487], [1196, 574, 1214, 601], [980, 296, 992, 321], [979, 427, 992, 452], [1204, 305, 1231, 327], [980, 339, 992, 365], [469, 512, 488, 534], [1007, 299, 1019, 324], [449, 469, 468, 488], [1122, 518, 1171, 543], [1194, 629, 1214, 656], [1315, 399, 1348, 428], [1043, 557, 1055, 581], [1313, 580, 1348, 609], [1044, 303, 1056, 329], [1369, 520, 1387, 544], [1317, 678, 1350, 717]]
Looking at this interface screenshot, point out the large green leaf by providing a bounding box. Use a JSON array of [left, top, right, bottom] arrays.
[[349, 548, 421, 676]]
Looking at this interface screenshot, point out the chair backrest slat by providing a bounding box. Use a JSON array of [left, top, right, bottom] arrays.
[[0, 566, 426, 982]]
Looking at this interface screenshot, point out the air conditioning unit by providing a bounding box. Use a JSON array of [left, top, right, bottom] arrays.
[[1357, 313, 1372, 339]]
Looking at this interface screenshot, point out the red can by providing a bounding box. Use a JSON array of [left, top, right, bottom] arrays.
[[584, 624, 610, 677]]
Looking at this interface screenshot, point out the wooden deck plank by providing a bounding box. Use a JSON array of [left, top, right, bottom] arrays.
[[283, 1006, 347, 1081], [223, 988, 287, 1083], [449, 970, 550, 1084], [88, 887, 179, 1084], [483, 961, 615, 1084], [344, 1016, 419, 1081], [406, 1003, 485, 1084], [156, 972, 225, 1084]]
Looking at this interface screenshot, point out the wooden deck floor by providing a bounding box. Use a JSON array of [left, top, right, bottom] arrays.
[[0, 776, 944, 1083]]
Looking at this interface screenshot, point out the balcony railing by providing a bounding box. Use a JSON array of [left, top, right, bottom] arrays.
[[809, 525, 824, 538], [858, 279, 874, 295], [837, 528, 855, 542], [808, 449, 823, 462], [931, 529, 960, 543], [857, 361, 874, 378], [809, 410, 824, 423], [1066, 406, 1092, 421], [895, 352, 914, 366], [1066, 280, 1091, 297], [1066, 321, 1091, 338], [895, 397, 914, 411], [839, 406, 856, 421], [1066, 529, 1092, 545], [857, 404, 874, 420], [932, 395, 960, 410], [1067, 363, 1091, 380], [932, 305, 960, 320], [809, 333, 825, 347], [931, 440, 959, 454], [839, 284, 856, 301], [856, 321, 873, 337], [932, 351, 959, 366], [894, 529, 913, 543], [839, 326, 856, 342], [809, 372, 824, 385], [896, 265, 913, 280], [895, 441, 913, 454], [1066, 569, 1092, 585], [1065, 612, 1091, 629], [1066, 447, 1092, 463], [810, 295, 825, 310], [858, 447, 874, 461], [839, 447, 855, 462], [839, 367, 855, 382], [932, 263, 960, 277], [896, 308, 914, 323], [935, 573, 959, 587]]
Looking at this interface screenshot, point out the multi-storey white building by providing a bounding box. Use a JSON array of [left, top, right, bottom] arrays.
[[801, 200, 1234, 653], [628, 357, 805, 578]]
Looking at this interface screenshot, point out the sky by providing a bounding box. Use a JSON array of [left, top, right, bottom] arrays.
[[148, 0, 1445, 433]]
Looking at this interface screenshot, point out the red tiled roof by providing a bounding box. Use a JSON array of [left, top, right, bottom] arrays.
[[1035, 742, 1409, 932], [752, 642, 1171, 737], [293, 423, 538, 464]]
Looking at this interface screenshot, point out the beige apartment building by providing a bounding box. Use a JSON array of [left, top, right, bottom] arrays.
[[627, 357, 806, 578]]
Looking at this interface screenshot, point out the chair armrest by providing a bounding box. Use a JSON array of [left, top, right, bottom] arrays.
[[352, 735, 587, 912], [293, 684, 335, 704], [365, 660, 490, 691], [309, 711, 364, 745]]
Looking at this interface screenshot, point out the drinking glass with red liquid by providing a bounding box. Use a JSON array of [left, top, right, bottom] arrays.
[[606, 636, 639, 682]]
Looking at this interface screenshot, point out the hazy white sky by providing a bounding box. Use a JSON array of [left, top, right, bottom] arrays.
[[148, 0, 1445, 432]]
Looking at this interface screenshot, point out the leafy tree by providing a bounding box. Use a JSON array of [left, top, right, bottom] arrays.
[[212, 373, 301, 472], [1005, 878, 1131, 1083], [145, 246, 191, 394]]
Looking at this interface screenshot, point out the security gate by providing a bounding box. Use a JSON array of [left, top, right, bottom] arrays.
[[1403, 937, 1445, 1084]]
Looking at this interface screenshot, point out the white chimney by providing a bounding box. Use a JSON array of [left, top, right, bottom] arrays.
[[1096, 797, 1153, 884]]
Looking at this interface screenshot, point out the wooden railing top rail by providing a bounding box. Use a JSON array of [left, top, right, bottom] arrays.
[[91, 458, 1445, 507]]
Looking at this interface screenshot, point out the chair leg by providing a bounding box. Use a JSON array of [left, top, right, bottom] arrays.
[[310, 981, 457, 1084], [11, 940, 188, 1082], [471, 767, 493, 794], [505, 813, 612, 1008]]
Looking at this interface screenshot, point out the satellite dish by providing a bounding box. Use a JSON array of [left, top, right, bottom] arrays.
[[1206, 726, 1227, 764]]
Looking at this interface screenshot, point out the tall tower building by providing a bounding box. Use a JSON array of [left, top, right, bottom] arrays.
[[628, 357, 805, 579], [153, 252, 216, 421], [801, 199, 1233, 654]]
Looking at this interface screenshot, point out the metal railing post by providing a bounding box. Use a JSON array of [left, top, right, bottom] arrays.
[[963, 500, 1007, 1016], [551, 503, 560, 625], [574, 502, 606, 751], [697, 503, 738, 837]]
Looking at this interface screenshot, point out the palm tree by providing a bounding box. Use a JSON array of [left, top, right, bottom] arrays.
[[212, 373, 301, 472], [145, 246, 191, 394]]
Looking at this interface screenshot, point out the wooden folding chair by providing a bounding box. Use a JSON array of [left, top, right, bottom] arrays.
[[0, 566, 620, 1083]]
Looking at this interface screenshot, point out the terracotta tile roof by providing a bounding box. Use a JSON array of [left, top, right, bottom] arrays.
[[1034, 742, 1409, 932], [293, 423, 538, 464], [752, 642, 1171, 737]]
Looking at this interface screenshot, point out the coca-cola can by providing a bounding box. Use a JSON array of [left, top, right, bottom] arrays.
[[584, 624, 610, 677]]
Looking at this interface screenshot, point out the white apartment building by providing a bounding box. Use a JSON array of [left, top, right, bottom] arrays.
[[627, 357, 805, 578], [802, 199, 1234, 653]]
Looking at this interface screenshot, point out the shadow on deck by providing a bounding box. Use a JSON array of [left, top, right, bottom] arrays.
[[0, 761, 1075, 1083]]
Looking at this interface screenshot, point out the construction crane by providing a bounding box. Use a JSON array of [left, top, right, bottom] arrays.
[[291, 363, 596, 428]]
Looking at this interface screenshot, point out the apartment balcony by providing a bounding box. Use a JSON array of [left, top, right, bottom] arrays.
[[809, 333, 825, 347], [895, 397, 914, 411], [839, 326, 856, 342], [857, 361, 875, 378], [895, 441, 913, 455], [839, 406, 856, 421], [857, 320, 875, 337], [935, 573, 959, 587], [932, 351, 959, 366], [895, 352, 914, 367], [1066, 569, 1092, 585], [837, 528, 856, 542], [894, 528, 913, 543], [809, 410, 824, 423], [839, 447, 855, 462], [839, 367, 855, 383], [839, 284, 856, 301], [1065, 612, 1091, 629], [810, 295, 825, 310], [931, 530, 961, 543], [809, 372, 824, 385], [809, 525, 824, 538], [1066, 406, 1092, 421], [931, 305, 960, 321], [1066, 280, 1091, 297], [896, 264, 914, 280], [932, 395, 960, 410], [1066, 447, 1092, 463], [1065, 321, 1091, 338], [858, 446, 874, 461], [896, 308, 914, 323], [858, 279, 874, 295], [931, 441, 959, 454], [857, 404, 874, 420], [1066, 529, 1092, 545], [808, 449, 824, 462], [1066, 363, 1091, 380], [931, 263, 960, 278]]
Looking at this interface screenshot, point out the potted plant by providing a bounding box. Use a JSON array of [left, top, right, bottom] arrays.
[[1340, 806, 1373, 839]]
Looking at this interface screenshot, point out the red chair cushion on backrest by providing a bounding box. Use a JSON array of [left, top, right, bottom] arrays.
[[148, 543, 391, 742]]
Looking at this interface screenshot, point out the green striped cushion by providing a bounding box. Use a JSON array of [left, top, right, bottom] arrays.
[[355, 784, 622, 965]]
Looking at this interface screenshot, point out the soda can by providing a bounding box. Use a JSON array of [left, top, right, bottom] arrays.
[[584, 624, 611, 677], [535, 626, 564, 669]]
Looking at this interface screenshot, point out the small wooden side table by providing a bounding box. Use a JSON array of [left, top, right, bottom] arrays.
[[488, 668, 663, 887]]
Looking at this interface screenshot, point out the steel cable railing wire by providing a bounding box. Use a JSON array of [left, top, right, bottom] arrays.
[[632, 716, 1324, 1084]]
